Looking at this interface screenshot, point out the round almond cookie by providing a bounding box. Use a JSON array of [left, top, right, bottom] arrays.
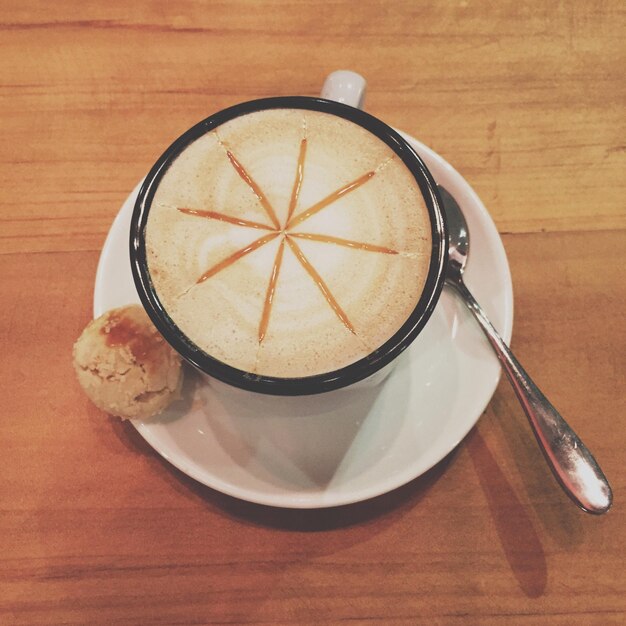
[[73, 305, 182, 420]]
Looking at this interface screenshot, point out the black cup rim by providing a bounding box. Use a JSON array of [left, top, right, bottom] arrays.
[[130, 96, 447, 395]]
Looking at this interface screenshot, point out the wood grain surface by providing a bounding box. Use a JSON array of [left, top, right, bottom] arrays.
[[1, 1, 625, 624]]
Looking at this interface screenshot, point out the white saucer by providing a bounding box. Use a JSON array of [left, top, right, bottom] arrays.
[[94, 134, 513, 509]]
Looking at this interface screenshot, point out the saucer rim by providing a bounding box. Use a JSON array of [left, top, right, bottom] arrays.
[[94, 134, 513, 509]]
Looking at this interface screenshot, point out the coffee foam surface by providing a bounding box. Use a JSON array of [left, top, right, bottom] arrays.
[[146, 108, 432, 378]]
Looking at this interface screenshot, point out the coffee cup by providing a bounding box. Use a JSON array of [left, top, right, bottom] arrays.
[[130, 72, 447, 396]]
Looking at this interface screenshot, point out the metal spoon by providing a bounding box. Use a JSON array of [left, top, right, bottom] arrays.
[[438, 185, 612, 514]]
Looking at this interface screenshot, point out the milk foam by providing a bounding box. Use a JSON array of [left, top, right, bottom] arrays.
[[146, 108, 432, 377]]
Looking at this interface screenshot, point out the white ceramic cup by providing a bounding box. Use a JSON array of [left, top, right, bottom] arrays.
[[130, 71, 446, 397]]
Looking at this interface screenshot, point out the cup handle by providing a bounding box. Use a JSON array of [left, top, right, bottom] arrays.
[[321, 70, 367, 110]]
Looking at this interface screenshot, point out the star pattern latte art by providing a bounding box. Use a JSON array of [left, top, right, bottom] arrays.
[[176, 138, 399, 345]]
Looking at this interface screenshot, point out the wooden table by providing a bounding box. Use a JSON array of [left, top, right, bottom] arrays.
[[2, 1, 624, 623]]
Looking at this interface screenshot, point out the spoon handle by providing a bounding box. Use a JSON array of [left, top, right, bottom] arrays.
[[451, 278, 612, 514]]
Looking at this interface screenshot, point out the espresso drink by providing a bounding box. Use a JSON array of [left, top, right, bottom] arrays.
[[145, 109, 432, 378]]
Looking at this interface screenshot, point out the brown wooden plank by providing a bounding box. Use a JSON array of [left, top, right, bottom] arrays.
[[1, 1, 625, 623], [0, 228, 624, 623], [0, 1, 624, 253]]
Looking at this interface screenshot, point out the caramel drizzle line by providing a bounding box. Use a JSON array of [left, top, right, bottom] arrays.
[[289, 232, 398, 255], [286, 236, 356, 335], [196, 232, 279, 284], [287, 170, 375, 229], [258, 238, 286, 344], [226, 151, 281, 229], [286, 138, 307, 225], [177, 208, 274, 231]]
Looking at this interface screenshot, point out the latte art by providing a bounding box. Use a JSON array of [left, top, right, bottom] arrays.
[[146, 108, 432, 377]]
